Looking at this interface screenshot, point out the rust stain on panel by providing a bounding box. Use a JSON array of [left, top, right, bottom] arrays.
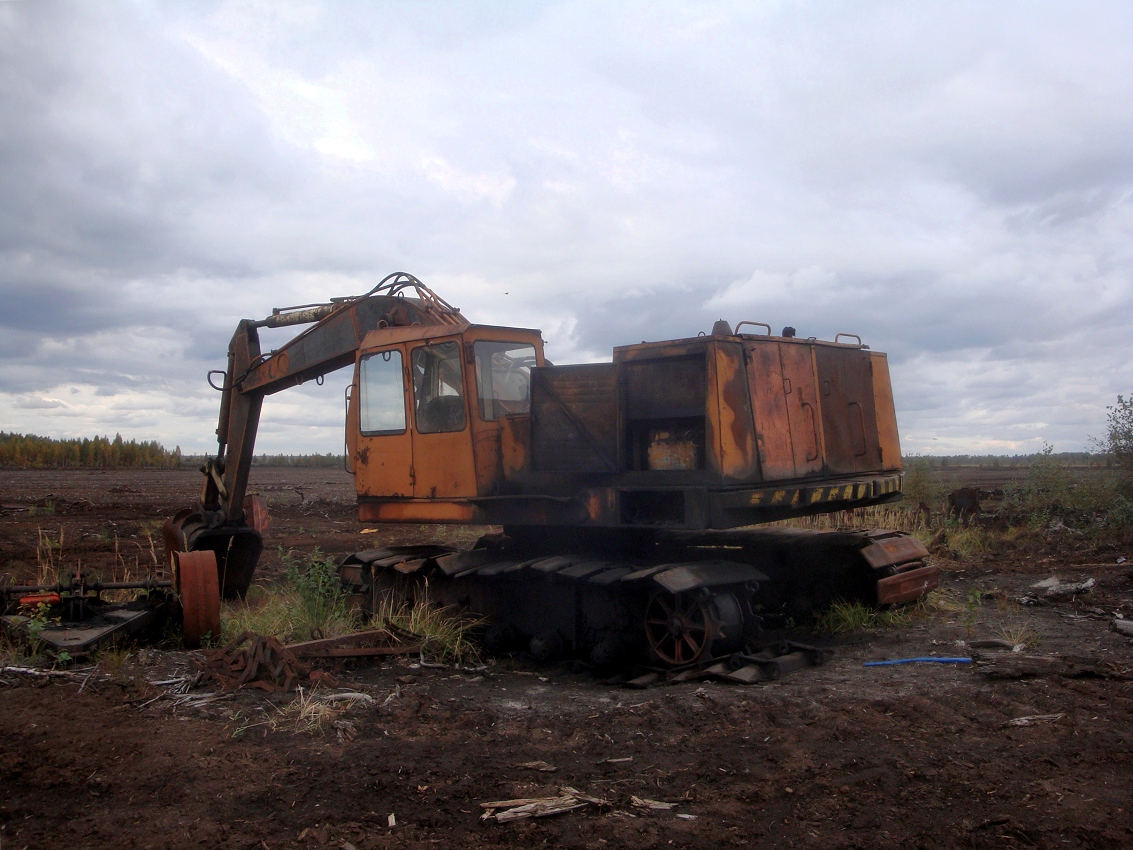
[[778, 343, 823, 475], [713, 343, 758, 482], [746, 340, 795, 480]]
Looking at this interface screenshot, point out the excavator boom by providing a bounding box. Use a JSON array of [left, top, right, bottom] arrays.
[[165, 273, 464, 597]]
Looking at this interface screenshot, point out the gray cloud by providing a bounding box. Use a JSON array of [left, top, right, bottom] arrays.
[[1, 0, 1131, 455]]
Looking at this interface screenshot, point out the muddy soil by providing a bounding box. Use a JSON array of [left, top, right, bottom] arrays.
[[2, 469, 1133, 849]]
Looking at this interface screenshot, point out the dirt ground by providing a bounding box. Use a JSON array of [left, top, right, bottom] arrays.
[[2, 468, 1133, 849]]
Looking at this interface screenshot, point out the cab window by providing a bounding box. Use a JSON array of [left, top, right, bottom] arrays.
[[358, 350, 406, 434], [474, 341, 536, 420], [411, 341, 466, 433]]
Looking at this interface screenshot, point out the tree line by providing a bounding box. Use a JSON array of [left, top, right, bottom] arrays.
[[0, 432, 183, 469]]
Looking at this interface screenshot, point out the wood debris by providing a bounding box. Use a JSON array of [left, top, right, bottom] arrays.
[[1112, 619, 1133, 638], [481, 787, 608, 823], [631, 796, 675, 811], [516, 760, 558, 772], [1004, 713, 1063, 727]]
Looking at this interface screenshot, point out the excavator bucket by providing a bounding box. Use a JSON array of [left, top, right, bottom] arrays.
[[163, 510, 263, 600]]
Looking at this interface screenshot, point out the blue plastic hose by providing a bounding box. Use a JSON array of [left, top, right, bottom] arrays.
[[864, 657, 972, 666]]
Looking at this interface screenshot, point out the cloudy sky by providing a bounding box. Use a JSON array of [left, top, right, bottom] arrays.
[[2, 1, 1131, 456]]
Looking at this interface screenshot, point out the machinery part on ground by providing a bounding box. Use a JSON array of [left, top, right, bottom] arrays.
[[175, 550, 221, 648], [0, 575, 174, 656], [171, 271, 939, 668]]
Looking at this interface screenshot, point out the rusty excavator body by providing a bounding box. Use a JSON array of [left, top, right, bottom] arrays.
[[166, 272, 937, 666]]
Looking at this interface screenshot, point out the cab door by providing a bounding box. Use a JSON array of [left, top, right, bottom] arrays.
[[408, 339, 478, 498], [352, 347, 414, 497]]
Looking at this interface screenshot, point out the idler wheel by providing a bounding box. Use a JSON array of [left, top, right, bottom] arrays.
[[644, 587, 746, 666], [176, 550, 221, 647], [644, 588, 713, 666]]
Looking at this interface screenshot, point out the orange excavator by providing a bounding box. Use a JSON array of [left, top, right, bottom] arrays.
[[166, 273, 936, 664]]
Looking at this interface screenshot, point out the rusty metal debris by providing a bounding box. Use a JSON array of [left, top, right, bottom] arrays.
[[193, 627, 422, 693], [623, 640, 829, 688], [286, 626, 422, 659], [194, 633, 307, 692]]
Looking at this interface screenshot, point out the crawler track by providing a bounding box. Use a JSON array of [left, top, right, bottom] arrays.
[[338, 528, 936, 669]]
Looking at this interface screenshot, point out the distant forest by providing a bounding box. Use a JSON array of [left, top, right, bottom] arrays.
[[908, 452, 1106, 467], [180, 453, 346, 468], [1, 431, 1111, 471], [0, 432, 183, 469]]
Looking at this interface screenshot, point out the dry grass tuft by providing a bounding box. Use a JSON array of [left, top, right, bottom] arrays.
[[372, 585, 485, 666], [269, 688, 371, 735]]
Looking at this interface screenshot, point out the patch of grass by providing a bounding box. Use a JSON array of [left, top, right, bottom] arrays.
[[998, 622, 1041, 649], [220, 549, 354, 644], [221, 552, 483, 666], [815, 600, 912, 634], [222, 585, 299, 644], [36, 527, 63, 584], [221, 584, 355, 645], [272, 687, 346, 734], [0, 628, 31, 665], [372, 585, 485, 666], [946, 526, 996, 560]]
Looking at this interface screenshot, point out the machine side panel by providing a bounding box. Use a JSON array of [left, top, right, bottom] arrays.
[[746, 340, 796, 480], [843, 348, 881, 472], [779, 343, 824, 476], [530, 364, 621, 472], [711, 342, 760, 483], [814, 347, 879, 475], [870, 352, 903, 471], [814, 345, 852, 473]]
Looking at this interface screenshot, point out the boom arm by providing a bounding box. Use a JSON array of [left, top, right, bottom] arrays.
[[165, 273, 465, 599], [200, 272, 464, 524]]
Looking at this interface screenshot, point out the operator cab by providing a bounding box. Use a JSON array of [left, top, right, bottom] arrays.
[[348, 323, 544, 515]]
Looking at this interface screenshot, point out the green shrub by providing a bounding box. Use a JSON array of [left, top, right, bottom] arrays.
[[902, 458, 952, 512], [282, 549, 352, 641]]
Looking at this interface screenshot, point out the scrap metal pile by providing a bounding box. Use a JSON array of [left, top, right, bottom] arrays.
[[192, 626, 423, 693]]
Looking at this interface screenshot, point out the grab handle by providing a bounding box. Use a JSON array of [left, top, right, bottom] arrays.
[[736, 321, 772, 336]]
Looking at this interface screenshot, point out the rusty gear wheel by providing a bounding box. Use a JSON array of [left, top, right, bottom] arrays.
[[644, 588, 714, 666], [176, 550, 221, 647]]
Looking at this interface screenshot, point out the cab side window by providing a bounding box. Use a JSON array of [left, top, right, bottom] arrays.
[[474, 341, 536, 420], [411, 341, 466, 433], [358, 350, 406, 434]]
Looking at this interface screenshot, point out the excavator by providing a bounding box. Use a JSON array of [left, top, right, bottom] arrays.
[[165, 272, 936, 666]]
